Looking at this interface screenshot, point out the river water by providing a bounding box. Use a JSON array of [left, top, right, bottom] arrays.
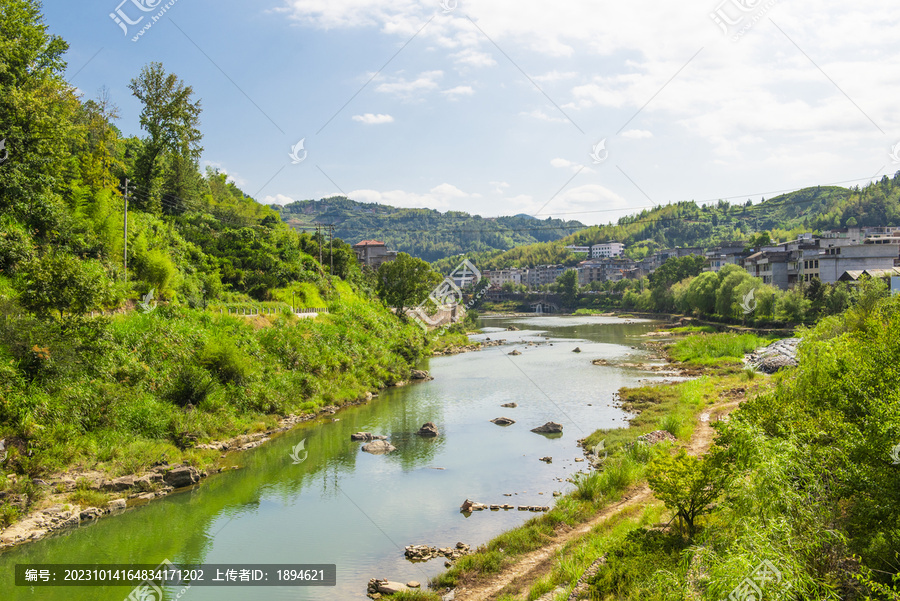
[[1, 315, 666, 600]]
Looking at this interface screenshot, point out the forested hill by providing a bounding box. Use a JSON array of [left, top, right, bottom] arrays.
[[434, 178, 900, 271], [271, 197, 585, 262]]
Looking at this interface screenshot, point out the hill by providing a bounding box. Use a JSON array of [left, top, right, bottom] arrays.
[[439, 179, 900, 271], [271, 197, 586, 262]]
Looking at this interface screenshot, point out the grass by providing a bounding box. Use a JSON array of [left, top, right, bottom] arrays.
[[668, 332, 775, 367], [382, 591, 442, 601], [666, 325, 716, 334], [67, 488, 109, 508], [0, 282, 429, 516]]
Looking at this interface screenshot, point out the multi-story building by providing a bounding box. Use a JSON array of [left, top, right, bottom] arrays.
[[352, 240, 397, 269], [564, 245, 591, 256], [591, 242, 625, 258]]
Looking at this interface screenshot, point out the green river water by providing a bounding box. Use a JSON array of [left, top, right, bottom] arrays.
[[1, 315, 669, 600]]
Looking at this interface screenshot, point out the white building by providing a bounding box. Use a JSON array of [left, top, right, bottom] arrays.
[[565, 245, 591, 255], [591, 242, 625, 258]]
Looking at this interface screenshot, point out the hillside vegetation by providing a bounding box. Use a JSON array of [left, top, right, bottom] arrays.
[[273, 197, 585, 262], [0, 0, 429, 525], [439, 179, 900, 271]]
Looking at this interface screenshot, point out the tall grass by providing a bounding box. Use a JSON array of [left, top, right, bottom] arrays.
[[669, 332, 773, 365]]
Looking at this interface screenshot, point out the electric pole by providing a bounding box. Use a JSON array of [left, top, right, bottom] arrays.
[[315, 223, 322, 266], [123, 179, 129, 283], [328, 224, 334, 276]]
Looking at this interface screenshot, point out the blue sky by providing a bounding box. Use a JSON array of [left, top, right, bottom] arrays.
[[46, 0, 900, 225]]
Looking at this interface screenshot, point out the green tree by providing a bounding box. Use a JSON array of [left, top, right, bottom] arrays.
[[376, 253, 441, 317], [128, 62, 203, 213], [649, 255, 707, 312], [17, 252, 114, 317], [647, 450, 730, 538], [556, 269, 579, 306]]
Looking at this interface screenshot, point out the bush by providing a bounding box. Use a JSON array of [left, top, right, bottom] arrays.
[[199, 339, 251, 386]]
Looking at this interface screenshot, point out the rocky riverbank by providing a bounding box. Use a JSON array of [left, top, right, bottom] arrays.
[[0, 373, 438, 550], [745, 338, 800, 373], [432, 338, 506, 356]]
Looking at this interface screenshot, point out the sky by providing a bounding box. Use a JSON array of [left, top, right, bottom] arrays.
[[43, 0, 900, 225]]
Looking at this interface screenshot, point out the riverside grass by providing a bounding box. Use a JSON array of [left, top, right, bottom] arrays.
[[424, 332, 772, 598], [0, 282, 428, 486]]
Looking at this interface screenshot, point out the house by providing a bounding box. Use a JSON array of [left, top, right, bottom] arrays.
[[591, 242, 625, 259], [352, 240, 397, 269]]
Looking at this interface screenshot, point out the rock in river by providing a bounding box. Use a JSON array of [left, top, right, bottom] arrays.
[[351, 432, 387, 441], [531, 422, 563, 434], [162, 465, 201, 488], [490, 417, 515, 426], [410, 369, 433, 380], [572, 347, 582, 353], [362, 440, 396, 454], [416, 422, 439, 437], [508, 349, 522, 356], [501, 402, 518, 408]]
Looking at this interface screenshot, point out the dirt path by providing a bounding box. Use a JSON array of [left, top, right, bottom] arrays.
[[452, 395, 745, 601]]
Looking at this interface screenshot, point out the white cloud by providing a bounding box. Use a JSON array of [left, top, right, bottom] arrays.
[[530, 184, 631, 222], [451, 48, 496, 67], [551, 157, 594, 174], [490, 181, 510, 194], [352, 113, 395, 124], [375, 70, 443, 97], [262, 193, 295, 205], [621, 129, 653, 139], [348, 183, 476, 211], [520, 109, 567, 123], [442, 85, 475, 97]]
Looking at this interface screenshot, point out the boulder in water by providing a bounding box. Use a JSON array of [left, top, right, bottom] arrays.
[[361, 440, 396, 454], [416, 422, 439, 437], [531, 422, 563, 434], [491, 417, 515, 426]]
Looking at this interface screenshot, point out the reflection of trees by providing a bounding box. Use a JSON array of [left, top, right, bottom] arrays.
[[0, 390, 446, 601]]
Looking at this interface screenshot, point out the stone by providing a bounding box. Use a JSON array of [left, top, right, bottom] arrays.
[[376, 581, 408, 595], [490, 417, 515, 426], [506, 326, 519, 331], [501, 402, 518, 408], [163, 466, 201, 489], [574, 457, 584, 462], [107, 499, 126, 510], [460, 499, 487, 512], [572, 347, 582, 353], [508, 350, 522, 356], [410, 370, 433, 380], [634, 430, 677, 446], [101, 476, 134, 492], [539, 456, 552, 463], [531, 422, 564, 434], [407, 581, 420, 588], [133, 476, 153, 492], [80, 507, 104, 521], [351, 432, 387, 441], [416, 422, 439, 437], [362, 440, 396, 454]]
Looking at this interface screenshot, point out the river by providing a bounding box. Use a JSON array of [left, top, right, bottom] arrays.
[[1, 315, 667, 600]]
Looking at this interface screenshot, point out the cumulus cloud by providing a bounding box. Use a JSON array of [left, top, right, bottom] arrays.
[[375, 70, 442, 97], [352, 113, 394, 124], [442, 85, 475, 97], [262, 193, 295, 205]]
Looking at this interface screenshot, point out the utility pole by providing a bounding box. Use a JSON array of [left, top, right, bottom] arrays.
[[328, 224, 334, 276], [123, 178, 129, 283], [315, 223, 322, 266]]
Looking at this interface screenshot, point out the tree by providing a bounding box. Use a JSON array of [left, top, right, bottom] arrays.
[[376, 253, 442, 317], [17, 252, 114, 317], [649, 255, 707, 312], [647, 450, 730, 538], [128, 62, 203, 213], [556, 269, 579, 306]]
